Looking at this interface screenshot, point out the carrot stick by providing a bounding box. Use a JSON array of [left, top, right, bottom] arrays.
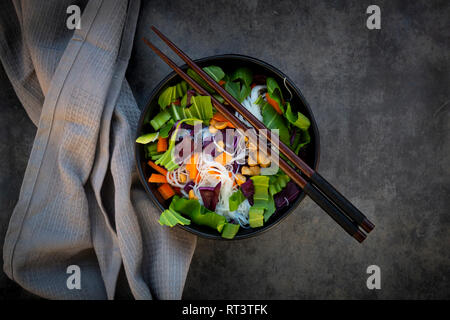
[[187, 164, 197, 180], [148, 160, 168, 176], [265, 93, 283, 114], [148, 173, 167, 183], [186, 154, 198, 180], [158, 183, 175, 200], [157, 137, 167, 153]]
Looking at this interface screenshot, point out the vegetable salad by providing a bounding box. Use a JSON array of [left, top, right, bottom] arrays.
[[136, 65, 311, 239]]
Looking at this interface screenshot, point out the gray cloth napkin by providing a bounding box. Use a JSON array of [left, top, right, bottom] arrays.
[[0, 0, 196, 299]]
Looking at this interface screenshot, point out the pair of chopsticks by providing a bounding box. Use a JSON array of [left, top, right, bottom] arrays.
[[144, 26, 375, 243]]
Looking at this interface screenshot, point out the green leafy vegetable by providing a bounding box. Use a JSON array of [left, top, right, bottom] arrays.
[[231, 67, 253, 88], [266, 77, 284, 113], [145, 142, 157, 154], [180, 93, 188, 107], [254, 95, 265, 106], [249, 207, 264, 228], [250, 176, 270, 208], [150, 109, 171, 131], [261, 102, 290, 145], [159, 119, 175, 138], [187, 68, 214, 93], [266, 77, 283, 101], [224, 80, 251, 103], [162, 195, 240, 238], [144, 142, 158, 158], [136, 132, 159, 144], [168, 104, 184, 121], [172, 196, 227, 233], [285, 102, 310, 131], [240, 84, 251, 102], [224, 81, 240, 101], [155, 118, 201, 170], [221, 223, 240, 239], [269, 172, 290, 196], [264, 195, 276, 222], [158, 81, 188, 109], [203, 65, 225, 82], [186, 65, 226, 94], [168, 96, 213, 124], [223, 67, 254, 103], [250, 176, 277, 225], [295, 130, 310, 153], [151, 153, 163, 161], [188, 96, 214, 123], [159, 199, 191, 227], [212, 93, 225, 104], [229, 190, 246, 212]]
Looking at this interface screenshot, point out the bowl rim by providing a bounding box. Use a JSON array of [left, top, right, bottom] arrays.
[[135, 53, 321, 240]]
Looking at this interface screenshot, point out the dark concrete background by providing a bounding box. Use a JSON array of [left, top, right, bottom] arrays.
[[1, 0, 449, 299]]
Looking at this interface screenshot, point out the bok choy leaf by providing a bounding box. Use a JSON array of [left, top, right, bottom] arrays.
[[261, 102, 290, 145], [231, 67, 253, 88], [172, 196, 227, 233], [158, 81, 188, 109], [285, 102, 310, 131], [159, 198, 191, 227], [136, 132, 159, 144], [168, 96, 213, 124], [186, 65, 225, 94], [203, 65, 225, 82], [150, 109, 171, 131]]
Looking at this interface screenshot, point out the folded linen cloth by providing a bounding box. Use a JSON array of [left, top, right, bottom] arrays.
[[0, 0, 196, 299]]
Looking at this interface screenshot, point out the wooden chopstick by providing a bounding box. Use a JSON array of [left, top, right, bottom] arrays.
[[142, 37, 367, 243], [149, 26, 375, 234]]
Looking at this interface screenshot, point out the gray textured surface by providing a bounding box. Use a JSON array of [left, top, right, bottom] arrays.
[[1, 0, 449, 299]]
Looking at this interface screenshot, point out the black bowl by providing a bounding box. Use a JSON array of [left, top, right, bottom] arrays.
[[135, 54, 320, 240]]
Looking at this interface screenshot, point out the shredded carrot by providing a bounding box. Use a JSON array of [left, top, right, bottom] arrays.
[[218, 80, 226, 86], [158, 183, 175, 200], [148, 173, 167, 183], [147, 160, 168, 176], [265, 93, 283, 114], [157, 137, 167, 153]]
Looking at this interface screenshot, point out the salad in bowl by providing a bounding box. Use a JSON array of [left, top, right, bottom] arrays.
[[135, 55, 319, 240]]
